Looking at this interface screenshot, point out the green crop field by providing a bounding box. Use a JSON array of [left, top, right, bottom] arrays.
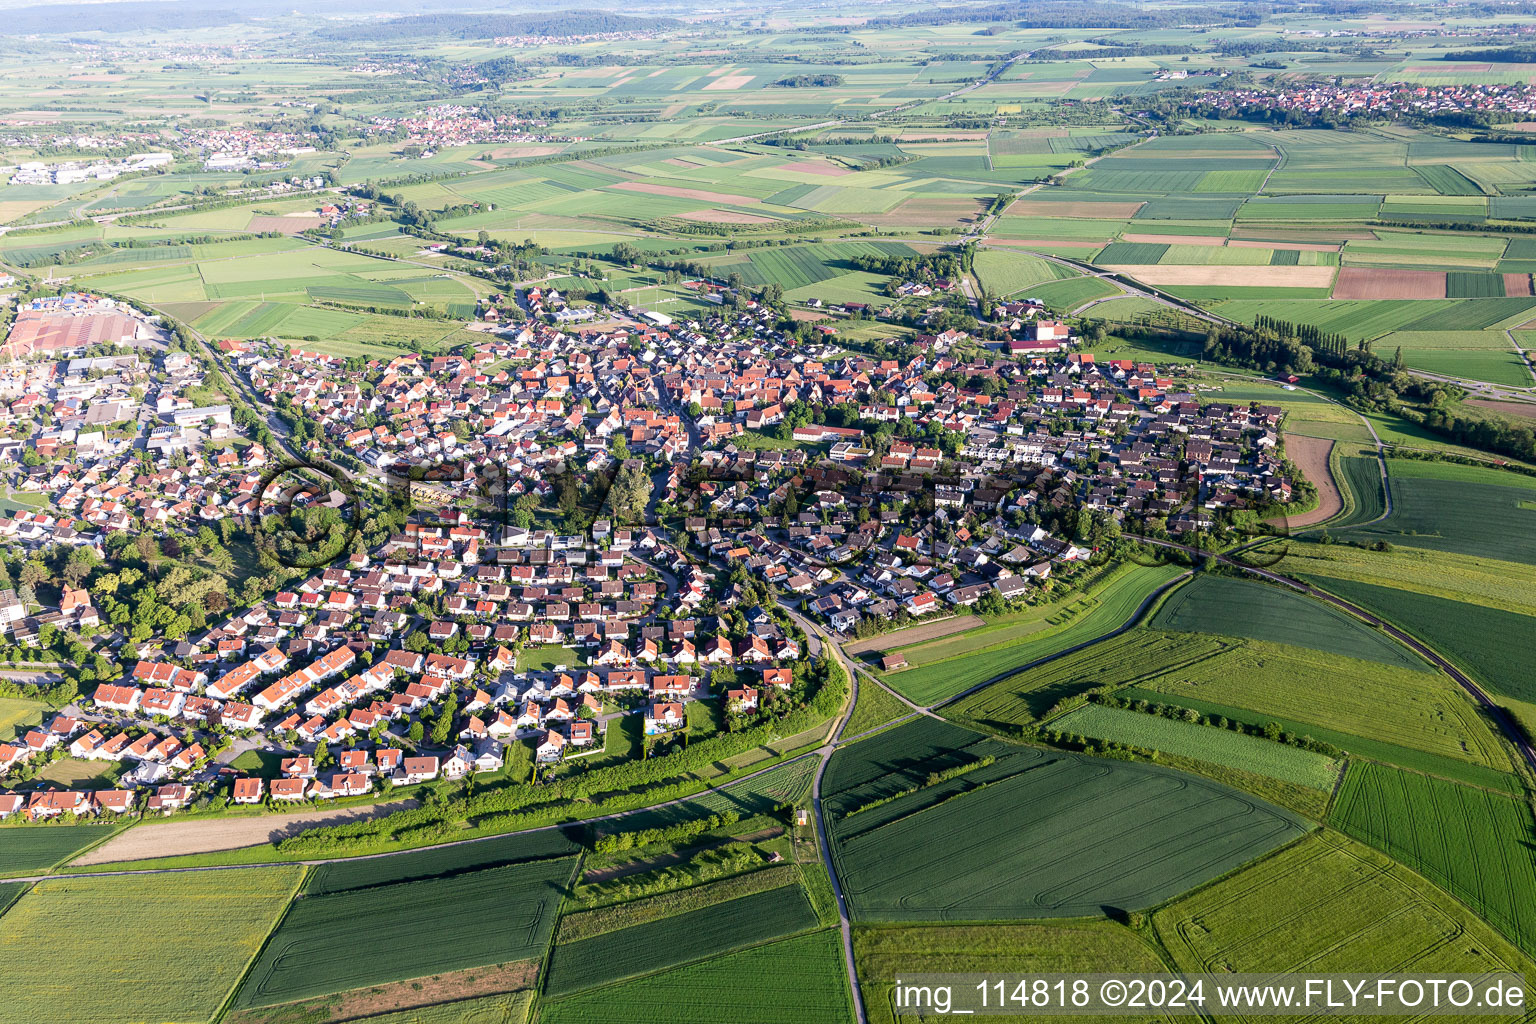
[[1147, 574, 1428, 671], [1026, 275, 1122, 310], [824, 719, 1305, 920], [1156, 831, 1536, 986], [544, 883, 819, 996], [1113, 631, 1506, 770], [0, 881, 24, 917], [1303, 575, 1536, 704], [1212, 297, 1536, 341], [1331, 453, 1389, 527], [856, 922, 1175, 1024], [558, 865, 799, 943], [1095, 241, 1168, 264], [235, 859, 575, 1008], [1329, 469, 1536, 565], [1116, 686, 1517, 792], [539, 929, 852, 1024], [1331, 762, 1536, 956], [1051, 704, 1342, 788], [1283, 538, 1536, 618], [0, 867, 302, 1024], [947, 628, 1230, 732], [884, 562, 1185, 705], [0, 826, 119, 875], [303, 828, 582, 895], [972, 249, 1076, 296]]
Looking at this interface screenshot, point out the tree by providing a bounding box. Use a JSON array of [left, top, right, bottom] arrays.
[[313, 739, 331, 768], [19, 560, 48, 592]]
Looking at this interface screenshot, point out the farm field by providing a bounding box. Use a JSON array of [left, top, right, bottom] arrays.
[[235, 858, 576, 1009], [1331, 762, 1536, 956], [947, 628, 1228, 732], [1116, 684, 1518, 793], [1327, 452, 1389, 528], [557, 864, 799, 942], [882, 562, 1186, 705], [1376, 330, 1533, 386], [544, 883, 819, 996], [1332, 461, 1536, 565], [824, 719, 1306, 921], [856, 922, 1175, 1024], [971, 248, 1078, 296], [261, 992, 535, 1024], [1281, 539, 1536, 618], [539, 929, 852, 1024], [0, 867, 302, 1024], [1050, 704, 1342, 789], [1147, 574, 1429, 671], [956, 615, 1502, 769], [1116, 633, 1506, 769], [302, 827, 582, 895], [1302, 574, 1536, 705], [0, 826, 120, 876], [1155, 830, 1536, 998]]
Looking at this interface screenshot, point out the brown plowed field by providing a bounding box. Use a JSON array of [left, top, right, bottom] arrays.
[[248, 215, 324, 233], [1468, 398, 1536, 420], [1273, 434, 1341, 529], [1121, 233, 1224, 246], [1505, 273, 1533, 297], [843, 615, 985, 654], [1332, 267, 1447, 299], [72, 799, 419, 864]]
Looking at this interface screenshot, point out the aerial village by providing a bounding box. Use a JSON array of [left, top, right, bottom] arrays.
[[0, 279, 1295, 821]]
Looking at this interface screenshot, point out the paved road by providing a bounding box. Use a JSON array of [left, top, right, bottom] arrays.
[[800, 614, 869, 1024]]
